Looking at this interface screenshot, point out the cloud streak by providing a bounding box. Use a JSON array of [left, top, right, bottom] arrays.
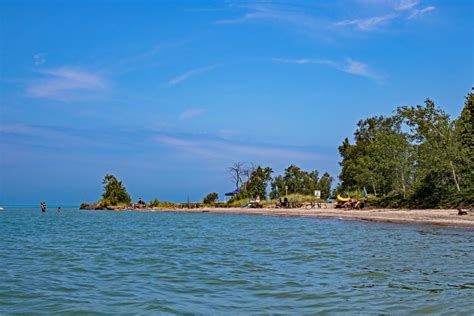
[[217, 1, 435, 34], [168, 65, 216, 86], [395, 0, 420, 11], [27, 67, 106, 101], [334, 13, 397, 31], [334, 0, 434, 31], [215, 4, 323, 34], [408, 6, 435, 19], [271, 57, 379, 80], [153, 134, 322, 161]]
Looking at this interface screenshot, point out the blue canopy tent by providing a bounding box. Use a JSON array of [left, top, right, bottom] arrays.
[[225, 189, 240, 196]]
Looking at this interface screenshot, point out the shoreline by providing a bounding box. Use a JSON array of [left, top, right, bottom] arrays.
[[108, 207, 474, 228]]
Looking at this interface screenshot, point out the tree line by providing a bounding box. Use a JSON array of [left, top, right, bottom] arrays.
[[337, 93, 473, 208], [227, 162, 333, 202]]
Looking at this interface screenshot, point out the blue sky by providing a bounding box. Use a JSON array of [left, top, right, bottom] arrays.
[[0, 0, 472, 205]]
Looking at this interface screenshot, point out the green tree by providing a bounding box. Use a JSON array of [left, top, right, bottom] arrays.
[[270, 175, 285, 199], [454, 93, 474, 205], [339, 115, 412, 196], [101, 174, 131, 205], [270, 165, 333, 199], [456, 94, 474, 183], [203, 192, 219, 204], [318, 172, 334, 199], [397, 99, 463, 206], [242, 166, 273, 199], [283, 165, 316, 195]]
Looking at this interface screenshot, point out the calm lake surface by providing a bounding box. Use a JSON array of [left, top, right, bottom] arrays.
[[0, 207, 473, 315]]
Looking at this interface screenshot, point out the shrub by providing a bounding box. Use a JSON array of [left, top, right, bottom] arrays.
[[203, 192, 219, 204], [148, 198, 160, 207]]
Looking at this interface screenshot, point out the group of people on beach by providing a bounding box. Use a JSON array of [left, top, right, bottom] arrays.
[[40, 201, 61, 213], [338, 198, 365, 210], [275, 197, 290, 208]]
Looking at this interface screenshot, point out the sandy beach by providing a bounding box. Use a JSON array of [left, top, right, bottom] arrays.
[[141, 207, 474, 228]]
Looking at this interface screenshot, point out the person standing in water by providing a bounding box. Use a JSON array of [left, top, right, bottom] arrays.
[[40, 201, 46, 212], [57, 206, 61, 213]]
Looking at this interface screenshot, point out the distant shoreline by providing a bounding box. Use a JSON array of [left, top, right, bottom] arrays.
[[86, 207, 474, 228]]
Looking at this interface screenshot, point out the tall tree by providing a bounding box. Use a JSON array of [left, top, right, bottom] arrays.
[[454, 93, 474, 204], [339, 115, 412, 196], [317, 172, 334, 199], [397, 99, 462, 195], [244, 166, 273, 199], [101, 174, 131, 205]]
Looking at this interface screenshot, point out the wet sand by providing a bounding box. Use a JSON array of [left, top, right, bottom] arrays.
[[144, 207, 474, 228]]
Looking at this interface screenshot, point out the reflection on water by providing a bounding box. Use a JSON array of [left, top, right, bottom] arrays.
[[0, 208, 473, 314]]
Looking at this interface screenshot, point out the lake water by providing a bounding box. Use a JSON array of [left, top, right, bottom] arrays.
[[0, 207, 473, 314]]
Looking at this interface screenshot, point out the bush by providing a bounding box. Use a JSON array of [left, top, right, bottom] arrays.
[[203, 192, 219, 204], [148, 198, 160, 207]]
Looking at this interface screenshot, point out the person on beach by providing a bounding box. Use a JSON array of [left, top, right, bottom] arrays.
[[283, 197, 289, 208], [40, 201, 46, 212], [276, 198, 282, 208]]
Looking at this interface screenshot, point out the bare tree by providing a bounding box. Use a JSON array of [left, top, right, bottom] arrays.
[[242, 162, 256, 182], [227, 162, 246, 189]]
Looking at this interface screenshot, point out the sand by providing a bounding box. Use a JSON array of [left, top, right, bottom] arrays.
[[142, 207, 474, 228]]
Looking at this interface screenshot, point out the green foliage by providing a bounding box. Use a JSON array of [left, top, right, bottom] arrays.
[[203, 192, 219, 204], [338, 93, 474, 209], [270, 165, 333, 199], [338, 115, 412, 197], [455, 93, 474, 191], [148, 198, 160, 207], [232, 165, 273, 200], [100, 174, 131, 206]]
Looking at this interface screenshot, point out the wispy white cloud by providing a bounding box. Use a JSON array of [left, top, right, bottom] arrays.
[[27, 67, 106, 101], [334, 13, 398, 31], [341, 58, 378, 79], [271, 57, 379, 81], [395, 0, 420, 11], [179, 108, 204, 120], [217, 1, 435, 35], [153, 134, 321, 161], [168, 65, 216, 86], [215, 4, 323, 33], [334, 0, 435, 31], [408, 6, 435, 19], [33, 53, 46, 66]]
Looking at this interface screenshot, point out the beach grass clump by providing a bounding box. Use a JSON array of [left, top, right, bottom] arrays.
[[148, 198, 160, 207]]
